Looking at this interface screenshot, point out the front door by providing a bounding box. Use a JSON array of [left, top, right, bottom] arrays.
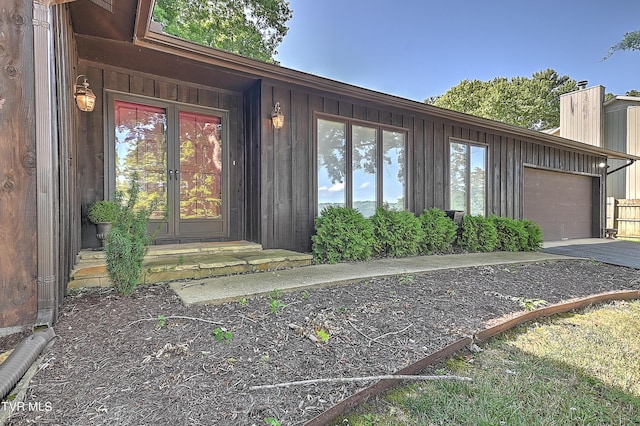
[[111, 98, 228, 242]]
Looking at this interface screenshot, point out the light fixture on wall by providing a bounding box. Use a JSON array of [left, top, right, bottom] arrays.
[[74, 75, 96, 112], [271, 102, 284, 129], [598, 161, 608, 168]]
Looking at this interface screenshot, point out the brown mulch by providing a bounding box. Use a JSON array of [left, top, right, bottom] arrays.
[[4, 259, 640, 426]]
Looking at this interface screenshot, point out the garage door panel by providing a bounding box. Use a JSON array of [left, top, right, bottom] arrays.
[[524, 168, 593, 241]]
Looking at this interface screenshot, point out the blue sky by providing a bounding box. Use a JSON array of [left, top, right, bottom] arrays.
[[275, 0, 640, 102]]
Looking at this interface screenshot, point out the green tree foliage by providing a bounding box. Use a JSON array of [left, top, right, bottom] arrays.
[[604, 30, 640, 60], [153, 0, 292, 63], [426, 69, 577, 130]]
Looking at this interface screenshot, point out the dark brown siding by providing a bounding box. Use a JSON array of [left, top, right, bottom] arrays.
[[53, 4, 80, 306], [259, 81, 606, 251], [77, 64, 246, 248], [0, 0, 37, 327]]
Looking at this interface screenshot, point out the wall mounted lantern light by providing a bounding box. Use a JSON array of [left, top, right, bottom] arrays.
[[271, 102, 284, 129], [74, 75, 96, 112]]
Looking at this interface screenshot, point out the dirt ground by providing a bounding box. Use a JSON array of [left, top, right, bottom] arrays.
[[3, 259, 640, 426]]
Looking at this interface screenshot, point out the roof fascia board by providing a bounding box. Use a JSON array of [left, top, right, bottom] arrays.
[[132, 1, 639, 162]]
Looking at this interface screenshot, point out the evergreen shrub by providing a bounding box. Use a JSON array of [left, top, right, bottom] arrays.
[[522, 219, 544, 251], [458, 215, 498, 252], [418, 208, 457, 254], [490, 215, 528, 251], [311, 206, 375, 264], [105, 173, 159, 295], [87, 200, 119, 223], [370, 205, 424, 257]]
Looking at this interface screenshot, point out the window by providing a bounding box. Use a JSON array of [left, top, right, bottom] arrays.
[[449, 140, 487, 216], [317, 117, 406, 216]]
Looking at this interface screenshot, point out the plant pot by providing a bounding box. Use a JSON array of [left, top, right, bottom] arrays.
[[96, 222, 112, 248]]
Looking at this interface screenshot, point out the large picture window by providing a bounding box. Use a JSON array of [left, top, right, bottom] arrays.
[[317, 117, 407, 216], [449, 140, 487, 216]]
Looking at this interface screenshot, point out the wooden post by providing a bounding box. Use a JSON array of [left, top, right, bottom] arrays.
[[0, 0, 38, 328]]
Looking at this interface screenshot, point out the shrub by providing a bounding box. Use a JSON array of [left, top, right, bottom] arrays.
[[522, 219, 543, 251], [458, 215, 498, 252], [87, 200, 119, 223], [418, 208, 457, 254], [370, 205, 424, 257], [490, 215, 528, 252], [105, 173, 159, 295], [311, 206, 375, 264]]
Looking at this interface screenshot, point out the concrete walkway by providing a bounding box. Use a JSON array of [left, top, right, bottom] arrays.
[[170, 248, 579, 306]]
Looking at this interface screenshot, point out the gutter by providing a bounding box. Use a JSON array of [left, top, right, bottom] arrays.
[[607, 159, 636, 176]]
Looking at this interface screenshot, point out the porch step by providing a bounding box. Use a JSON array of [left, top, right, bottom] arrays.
[[68, 241, 312, 290]]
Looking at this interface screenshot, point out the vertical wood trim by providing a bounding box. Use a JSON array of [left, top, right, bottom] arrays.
[[52, 3, 79, 304]]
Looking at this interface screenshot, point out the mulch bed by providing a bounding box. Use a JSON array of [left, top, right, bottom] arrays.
[[4, 259, 640, 425]]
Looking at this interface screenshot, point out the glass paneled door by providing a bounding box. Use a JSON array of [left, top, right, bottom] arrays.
[[113, 100, 227, 241]]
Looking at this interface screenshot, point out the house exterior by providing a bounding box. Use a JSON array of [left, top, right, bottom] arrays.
[[559, 84, 640, 200], [1, 0, 638, 330]]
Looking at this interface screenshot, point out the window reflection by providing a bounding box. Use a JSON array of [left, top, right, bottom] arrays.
[[114, 101, 167, 220], [317, 119, 346, 211]]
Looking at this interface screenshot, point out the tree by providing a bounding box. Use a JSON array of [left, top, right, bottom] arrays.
[[426, 69, 577, 130], [604, 30, 640, 60], [606, 89, 640, 101], [153, 0, 292, 63]]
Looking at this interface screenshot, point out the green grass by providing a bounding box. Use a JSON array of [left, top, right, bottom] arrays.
[[337, 300, 640, 425]]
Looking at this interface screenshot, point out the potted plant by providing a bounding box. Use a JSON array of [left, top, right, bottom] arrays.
[[87, 200, 119, 247]]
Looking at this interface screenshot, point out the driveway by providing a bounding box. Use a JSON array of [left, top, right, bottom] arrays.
[[542, 239, 640, 269]]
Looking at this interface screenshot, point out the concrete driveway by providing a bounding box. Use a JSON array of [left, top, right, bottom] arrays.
[[542, 238, 640, 269]]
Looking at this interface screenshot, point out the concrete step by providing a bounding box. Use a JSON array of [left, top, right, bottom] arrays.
[[69, 242, 312, 290]]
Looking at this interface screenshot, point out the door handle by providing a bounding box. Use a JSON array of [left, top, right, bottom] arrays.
[[168, 169, 173, 180], [174, 169, 179, 181]]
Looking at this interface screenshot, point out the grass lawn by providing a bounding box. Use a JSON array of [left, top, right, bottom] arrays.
[[338, 300, 640, 425]]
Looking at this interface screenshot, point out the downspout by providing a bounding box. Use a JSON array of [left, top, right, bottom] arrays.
[[33, 0, 59, 327], [606, 159, 636, 176], [0, 0, 61, 408], [0, 328, 55, 401]]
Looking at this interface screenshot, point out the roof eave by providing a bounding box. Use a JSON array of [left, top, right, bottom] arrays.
[[133, 1, 639, 162]]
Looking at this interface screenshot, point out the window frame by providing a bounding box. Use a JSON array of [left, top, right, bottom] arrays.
[[447, 138, 489, 216], [314, 113, 409, 216]]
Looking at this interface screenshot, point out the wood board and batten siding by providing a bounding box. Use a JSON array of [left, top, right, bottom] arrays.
[[78, 64, 247, 247], [259, 82, 607, 251], [560, 85, 605, 147]]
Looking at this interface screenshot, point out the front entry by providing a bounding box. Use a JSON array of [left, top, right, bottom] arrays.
[[109, 98, 229, 242]]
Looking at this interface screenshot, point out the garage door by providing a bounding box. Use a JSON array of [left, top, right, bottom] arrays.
[[524, 168, 594, 240]]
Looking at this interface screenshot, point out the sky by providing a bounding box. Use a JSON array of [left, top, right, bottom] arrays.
[[275, 0, 640, 102]]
